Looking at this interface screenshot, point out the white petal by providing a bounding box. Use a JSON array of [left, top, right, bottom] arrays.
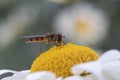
[[0, 70, 17, 75], [25, 71, 56, 80], [83, 75, 98, 80], [13, 70, 30, 78], [2, 75, 26, 80], [1, 70, 30, 80], [71, 62, 107, 80], [2, 76, 21, 80], [103, 60, 120, 80], [64, 76, 83, 80], [72, 61, 101, 75], [64, 75, 96, 80], [98, 49, 120, 63], [56, 77, 63, 80], [12, 70, 30, 76]]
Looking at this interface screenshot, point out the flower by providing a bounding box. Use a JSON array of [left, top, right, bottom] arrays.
[[0, 70, 60, 80], [0, 43, 119, 80], [30, 43, 99, 78], [25, 71, 56, 80], [47, 0, 77, 4], [0, 70, 29, 80], [64, 76, 84, 80], [71, 49, 120, 80], [53, 3, 109, 46]]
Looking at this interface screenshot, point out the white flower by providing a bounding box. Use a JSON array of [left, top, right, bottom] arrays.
[[71, 49, 120, 80], [0, 70, 60, 80], [53, 3, 109, 46], [25, 71, 56, 80], [1, 50, 119, 80], [0, 70, 30, 80], [98, 49, 120, 63], [64, 76, 83, 80], [56, 77, 63, 80], [103, 60, 120, 80]]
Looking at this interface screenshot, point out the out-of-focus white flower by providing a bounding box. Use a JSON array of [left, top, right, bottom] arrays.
[[47, 0, 77, 4], [71, 49, 120, 80], [53, 3, 109, 46], [0, 0, 11, 8], [0, 5, 39, 48]]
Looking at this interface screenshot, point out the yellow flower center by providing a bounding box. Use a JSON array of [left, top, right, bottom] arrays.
[[30, 43, 99, 78]]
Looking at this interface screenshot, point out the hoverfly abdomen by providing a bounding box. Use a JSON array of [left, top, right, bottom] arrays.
[[26, 38, 36, 43], [22, 35, 47, 43]]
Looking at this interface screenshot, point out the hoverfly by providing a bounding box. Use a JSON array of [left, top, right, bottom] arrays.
[[22, 32, 65, 53]]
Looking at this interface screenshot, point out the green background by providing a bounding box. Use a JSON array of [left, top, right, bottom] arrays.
[[0, 0, 120, 70]]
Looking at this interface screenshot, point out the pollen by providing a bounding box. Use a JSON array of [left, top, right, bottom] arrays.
[[30, 43, 99, 78]]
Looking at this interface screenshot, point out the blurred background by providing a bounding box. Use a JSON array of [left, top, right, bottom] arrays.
[[0, 0, 120, 70]]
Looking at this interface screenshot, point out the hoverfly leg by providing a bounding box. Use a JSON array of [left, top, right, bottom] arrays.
[[58, 41, 64, 46], [50, 43, 54, 48], [51, 41, 57, 46], [40, 43, 45, 53]]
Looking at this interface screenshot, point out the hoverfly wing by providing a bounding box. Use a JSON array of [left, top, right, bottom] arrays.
[[22, 35, 47, 43], [21, 35, 46, 38]]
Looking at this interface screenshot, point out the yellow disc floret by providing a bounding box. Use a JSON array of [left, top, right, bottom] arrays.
[[30, 43, 99, 78]]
